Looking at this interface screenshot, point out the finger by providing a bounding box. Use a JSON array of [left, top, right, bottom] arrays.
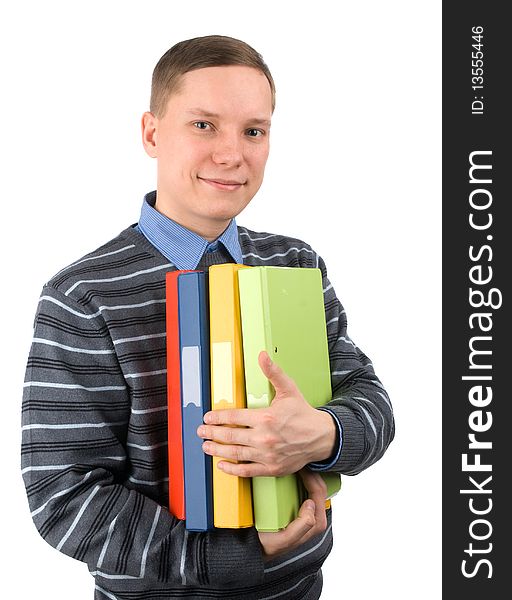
[[298, 469, 328, 530], [258, 499, 323, 559], [203, 408, 259, 427], [197, 424, 251, 446], [257, 351, 297, 395], [298, 468, 328, 498], [278, 499, 317, 546], [310, 488, 327, 531], [202, 440, 256, 463], [215, 459, 275, 478]]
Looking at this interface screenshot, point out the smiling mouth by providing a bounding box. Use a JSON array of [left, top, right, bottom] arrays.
[[198, 177, 246, 191]]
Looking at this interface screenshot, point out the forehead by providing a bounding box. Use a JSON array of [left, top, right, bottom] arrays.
[[168, 65, 273, 119]]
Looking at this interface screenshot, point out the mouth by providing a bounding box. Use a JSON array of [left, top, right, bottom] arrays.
[[198, 177, 246, 191]]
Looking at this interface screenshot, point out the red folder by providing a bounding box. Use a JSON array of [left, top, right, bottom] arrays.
[[165, 270, 196, 520]]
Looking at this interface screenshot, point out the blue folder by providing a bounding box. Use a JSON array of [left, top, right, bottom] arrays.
[[178, 271, 213, 531]]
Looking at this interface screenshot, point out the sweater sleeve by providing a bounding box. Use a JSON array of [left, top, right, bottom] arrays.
[[311, 254, 395, 475], [21, 285, 264, 587]]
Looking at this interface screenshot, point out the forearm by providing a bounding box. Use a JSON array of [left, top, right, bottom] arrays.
[[318, 256, 395, 475], [22, 285, 265, 587], [324, 368, 394, 474]]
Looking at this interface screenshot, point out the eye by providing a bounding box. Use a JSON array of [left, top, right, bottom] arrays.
[[193, 121, 212, 131], [246, 128, 264, 138]]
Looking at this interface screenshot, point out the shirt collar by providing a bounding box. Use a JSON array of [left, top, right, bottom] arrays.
[[137, 190, 243, 269]]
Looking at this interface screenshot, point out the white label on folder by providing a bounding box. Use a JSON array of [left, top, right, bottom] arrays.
[[212, 342, 233, 407], [182, 346, 201, 408]]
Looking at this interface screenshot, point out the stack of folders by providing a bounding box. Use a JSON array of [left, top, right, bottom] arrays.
[[166, 265, 341, 532]]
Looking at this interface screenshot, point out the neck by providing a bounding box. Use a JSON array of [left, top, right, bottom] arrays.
[[154, 198, 229, 242]]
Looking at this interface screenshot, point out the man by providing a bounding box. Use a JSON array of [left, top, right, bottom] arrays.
[[22, 35, 394, 600]]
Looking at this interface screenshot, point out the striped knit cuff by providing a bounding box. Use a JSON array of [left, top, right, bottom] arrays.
[[205, 527, 264, 586], [317, 405, 366, 473], [308, 408, 343, 472]]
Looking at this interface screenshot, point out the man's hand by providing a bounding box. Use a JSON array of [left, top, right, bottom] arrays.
[[258, 468, 328, 560], [197, 351, 336, 477]]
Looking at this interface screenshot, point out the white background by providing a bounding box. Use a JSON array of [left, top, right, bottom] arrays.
[[1, 1, 441, 598]]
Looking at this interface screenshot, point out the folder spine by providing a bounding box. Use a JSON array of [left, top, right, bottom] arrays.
[[209, 264, 253, 528], [165, 270, 188, 521], [178, 272, 213, 531], [238, 267, 299, 531]]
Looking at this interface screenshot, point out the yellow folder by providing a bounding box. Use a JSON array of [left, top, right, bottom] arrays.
[[208, 264, 253, 528]]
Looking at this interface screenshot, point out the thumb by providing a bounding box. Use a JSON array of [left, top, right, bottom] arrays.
[[297, 499, 317, 530], [282, 499, 316, 542], [258, 351, 297, 396]]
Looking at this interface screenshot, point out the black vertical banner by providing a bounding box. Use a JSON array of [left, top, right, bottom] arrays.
[[443, 2, 510, 597]]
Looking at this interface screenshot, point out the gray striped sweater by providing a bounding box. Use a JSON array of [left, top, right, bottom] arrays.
[[21, 224, 394, 600]]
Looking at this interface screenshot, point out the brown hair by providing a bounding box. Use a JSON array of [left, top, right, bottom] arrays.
[[150, 35, 276, 118]]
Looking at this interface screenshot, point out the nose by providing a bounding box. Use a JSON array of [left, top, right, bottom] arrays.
[[211, 132, 243, 167]]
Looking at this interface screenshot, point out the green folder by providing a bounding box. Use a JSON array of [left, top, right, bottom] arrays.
[[237, 266, 341, 531]]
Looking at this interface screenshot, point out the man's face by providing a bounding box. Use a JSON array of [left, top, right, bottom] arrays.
[[142, 65, 272, 239]]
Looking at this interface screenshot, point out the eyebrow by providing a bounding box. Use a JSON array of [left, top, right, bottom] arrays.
[[186, 108, 271, 127]]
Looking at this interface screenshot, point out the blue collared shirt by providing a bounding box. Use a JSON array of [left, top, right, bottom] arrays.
[[136, 190, 243, 269], [135, 190, 342, 470]]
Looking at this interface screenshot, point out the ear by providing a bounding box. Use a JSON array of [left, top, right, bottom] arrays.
[[141, 111, 158, 158]]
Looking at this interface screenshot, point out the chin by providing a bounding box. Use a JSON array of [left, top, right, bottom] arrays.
[[205, 197, 252, 220], [206, 208, 243, 223]]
